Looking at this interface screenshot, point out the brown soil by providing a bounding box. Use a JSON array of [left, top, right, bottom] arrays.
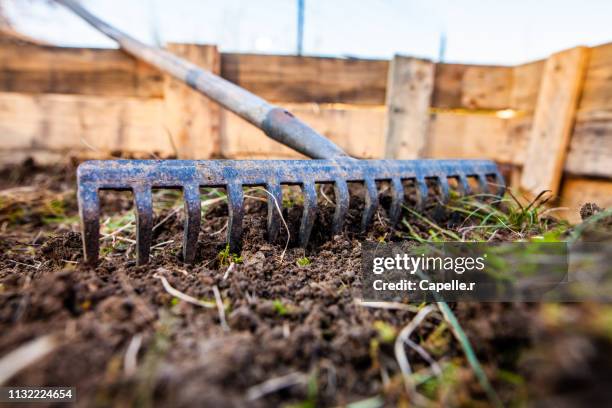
[[1, 161, 611, 407]]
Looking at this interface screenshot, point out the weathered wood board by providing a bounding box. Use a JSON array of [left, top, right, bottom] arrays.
[[384, 56, 435, 159], [221, 53, 389, 105], [0, 42, 164, 98], [221, 104, 386, 159], [425, 112, 530, 163], [577, 42, 612, 114], [0, 92, 168, 154], [164, 43, 221, 159], [520, 47, 589, 196]]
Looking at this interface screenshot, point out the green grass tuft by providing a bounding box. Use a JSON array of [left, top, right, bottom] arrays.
[[272, 299, 288, 316], [296, 257, 311, 267], [217, 244, 243, 266]]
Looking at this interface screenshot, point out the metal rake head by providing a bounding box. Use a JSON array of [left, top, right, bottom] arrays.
[[77, 158, 504, 265]]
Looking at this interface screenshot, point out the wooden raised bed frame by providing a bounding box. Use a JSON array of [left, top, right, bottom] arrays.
[[0, 36, 611, 222]]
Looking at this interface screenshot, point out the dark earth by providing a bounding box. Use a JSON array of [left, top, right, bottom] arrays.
[[1, 160, 611, 407]]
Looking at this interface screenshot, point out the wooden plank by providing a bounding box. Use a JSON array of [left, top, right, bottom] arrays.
[[0, 42, 164, 97], [221, 104, 386, 159], [520, 47, 589, 196], [425, 112, 530, 163], [460, 65, 513, 109], [164, 43, 221, 159], [510, 60, 545, 111], [0, 41, 534, 110], [576, 42, 612, 113], [221, 53, 389, 105], [222, 53, 518, 109], [431, 64, 513, 109], [559, 176, 612, 224], [384, 56, 435, 159], [0, 92, 170, 154], [564, 110, 612, 178]]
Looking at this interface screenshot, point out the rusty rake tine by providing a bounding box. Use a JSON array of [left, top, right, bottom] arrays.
[[226, 182, 244, 253], [182, 184, 201, 264], [332, 179, 349, 235], [78, 184, 100, 265], [389, 177, 404, 225], [266, 182, 283, 242], [416, 176, 429, 210], [133, 185, 153, 265], [361, 178, 378, 232], [299, 181, 317, 247]]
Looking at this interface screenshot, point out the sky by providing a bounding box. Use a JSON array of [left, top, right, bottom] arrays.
[[6, 0, 612, 65]]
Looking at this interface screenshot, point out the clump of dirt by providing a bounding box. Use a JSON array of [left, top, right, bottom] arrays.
[[577, 202, 612, 241], [580, 202, 602, 220], [40, 231, 83, 264], [0, 161, 611, 407]]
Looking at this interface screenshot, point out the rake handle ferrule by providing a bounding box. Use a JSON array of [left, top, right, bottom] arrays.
[[55, 0, 349, 160]]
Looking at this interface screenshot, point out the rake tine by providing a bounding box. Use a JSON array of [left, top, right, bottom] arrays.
[[299, 181, 317, 247], [437, 176, 450, 203], [493, 170, 506, 196], [332, 179, 350, 235], [476, 174, 489, 194], [266, 182, 283, 242], [133, 185, 153, 265], [226, 182, 244, 253], [182, 184, 201, 264], [78, 184, 100, 265], [361, 178, 378, 231], [389, 177, 404, 225], [415, 176, 429, 210], [458, 174, 472, 196]]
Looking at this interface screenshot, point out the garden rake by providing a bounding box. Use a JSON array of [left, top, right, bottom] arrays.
[[56, 0, 505, 265]]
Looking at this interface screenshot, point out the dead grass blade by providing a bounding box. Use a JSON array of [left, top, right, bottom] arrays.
[[246, 372, 307, 401], [253, 187, 291, 262], [0, 334, 60, 385], [123, 333, 143, 377], [154, 274, 215, 309], [213, 285, 229, 332]]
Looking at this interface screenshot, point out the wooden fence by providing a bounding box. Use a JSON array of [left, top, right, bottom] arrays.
[[0, 36, 610, 222]]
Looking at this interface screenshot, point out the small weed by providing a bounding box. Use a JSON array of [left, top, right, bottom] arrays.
[[170, 297, 180, 306], [402, 189, 570, 243], [373, 320, 396, 343], [286, 370, 318, 408], [496, 369, 525, 386], [418, 362, 459, 400], [45, 199, 66, 216], [100, 246, 114, 257], [297, 257, 311, 267], [273, 299, 289, 316], [217, 244, 243, 266], [424, 322, 450, 357], [7, 206, 25, 224]]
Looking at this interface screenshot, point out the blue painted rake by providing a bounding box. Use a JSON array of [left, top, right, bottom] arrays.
[[58, 0, 505, 265]]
